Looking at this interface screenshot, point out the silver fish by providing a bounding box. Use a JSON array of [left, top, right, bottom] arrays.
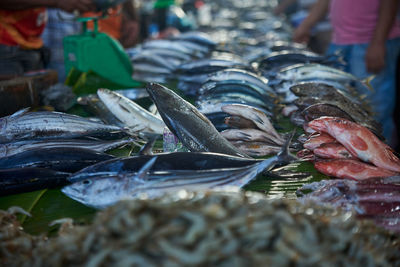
[[62, 140, 294, 209], [145, 83, 250, 158], [221, 128, 282, 145], [97, 88, 165, 134], [0, 108, 126, 143], [0, 138, 138, 158], [221, 104, 284, 145]]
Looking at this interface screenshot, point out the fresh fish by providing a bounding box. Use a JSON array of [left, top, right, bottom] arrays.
[[313, 143, 356, 160], [77, 94, 125, 127], [314, 159, 397, 181], [205, 68, 273, 95], [0, 138, 137, 158], [63, 134, 296, 208], [289, 82, 364, 106], [197, 92, 272, 110], [257, 51, 341, 71], [221, 128, 282, 145], [171, 31, 216, 48], [296, 149, 315, 161], [301, 103, 355, 122], [309, 117, 400, 172], [146, 83, 250, 158], [298, 178, 400, 232], [131, 51, 177, 70], [224, 116, 257, 129], [221, 104, 284, 145], [198, 81, 277, 106], [197, 99, 273, 116], [0, 108, 127, 143], [114, 88, 149, 100], [294, 98, 382, 137], [231, 141, 282, 157], [97, 88, 165, 134], [303, 133, 336, 151], [0, 168, 70, 196], [175, 58, 249, 76], [0, 147, 114, 172], [142, 40, 194, 56]]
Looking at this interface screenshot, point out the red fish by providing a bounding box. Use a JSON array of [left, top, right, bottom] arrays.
[[296, 148, 315, 161], [309, 117, 400, 172], [314, 159, 397, 180], [313, 143, 356, 159], [303, 133, 336, 151]]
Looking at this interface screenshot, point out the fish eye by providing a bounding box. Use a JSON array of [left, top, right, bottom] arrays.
[[82, 180, 91, 185]]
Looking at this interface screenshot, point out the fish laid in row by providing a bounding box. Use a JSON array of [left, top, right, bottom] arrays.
[[63, 133, 296, 209], [0, 108, 128, 143]]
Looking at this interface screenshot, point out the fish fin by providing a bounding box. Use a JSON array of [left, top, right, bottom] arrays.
[[9, 108, 30, 119], [276, 130, 298, 165], [138, 135, 158, 155], [137, 156, 157, 181], [362, 75, 375, 92]]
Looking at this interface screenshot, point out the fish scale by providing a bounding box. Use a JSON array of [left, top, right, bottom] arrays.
[[0, 109, 125, 143]]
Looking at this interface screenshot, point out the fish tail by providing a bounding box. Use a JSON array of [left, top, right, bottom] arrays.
[[276, 130, 298, 166]]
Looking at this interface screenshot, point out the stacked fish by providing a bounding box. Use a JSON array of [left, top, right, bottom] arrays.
[[0, 108, 138, 196], [61, 83, 297, 208], [195, 68, 279, 131], [299, 117, 400, 181], [298, 176, 400, 233], [128, 31, 217, 84]]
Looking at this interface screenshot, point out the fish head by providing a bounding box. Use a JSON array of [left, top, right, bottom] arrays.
[[307, 116, 337, 133], [62, 176, 125, 208]]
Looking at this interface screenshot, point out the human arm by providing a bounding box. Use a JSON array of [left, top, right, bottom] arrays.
[[273, 0, 297, 15], [293, 0, 330, 43], [0, 0, 96, 13], [365, 0, 400, 73]]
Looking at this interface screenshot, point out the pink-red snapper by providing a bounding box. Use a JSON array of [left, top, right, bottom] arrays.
[[309, 117, 400, 172]]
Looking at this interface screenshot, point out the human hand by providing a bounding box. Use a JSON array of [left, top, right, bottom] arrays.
[[365, 40, 386, 73], [293, 24, 311, 44], [57, 0, 96, 13]]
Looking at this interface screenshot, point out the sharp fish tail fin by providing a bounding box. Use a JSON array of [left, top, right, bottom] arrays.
[[277, 130, 298, 165]]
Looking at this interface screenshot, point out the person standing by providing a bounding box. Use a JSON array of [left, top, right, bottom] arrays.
[[0, 0, 95, 79], [293, 0, 400, 146]]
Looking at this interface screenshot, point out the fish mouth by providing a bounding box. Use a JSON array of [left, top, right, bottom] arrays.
[[61, 186, 84, 203]]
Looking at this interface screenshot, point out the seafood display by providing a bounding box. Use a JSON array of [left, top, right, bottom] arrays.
[[1, 0, 400, 263], [1, 191, 399, 266]]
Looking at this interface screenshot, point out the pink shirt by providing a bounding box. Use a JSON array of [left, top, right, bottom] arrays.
[[330, 0, 400, 44]]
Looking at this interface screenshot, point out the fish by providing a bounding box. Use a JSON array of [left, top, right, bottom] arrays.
[[0, 138, 138, 158], [97, 88, 165, 134], [314, 159, 397, 180], [258, 51, 341, 71], [0, 168, 70, 196], [301, 103, 355, 122], [224, 116, 257, 129], [303, 133, 336, 151], [198, 81, 277, 107], [313, 143, 356, 160], [0, 108, 127, 143], [309, 117, 400, 172], [77, 94, 125, 127], [63, 133, 296, 208], [289, 82, 364, 106], [145, 83, 250, 158], [205, 68, 275, 96], [221, 128, 282, 145], [221, 104, 284, 145], [0, 147, 114, 172], [230, 141, 282, 157], [175, 58, 249, 76]]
